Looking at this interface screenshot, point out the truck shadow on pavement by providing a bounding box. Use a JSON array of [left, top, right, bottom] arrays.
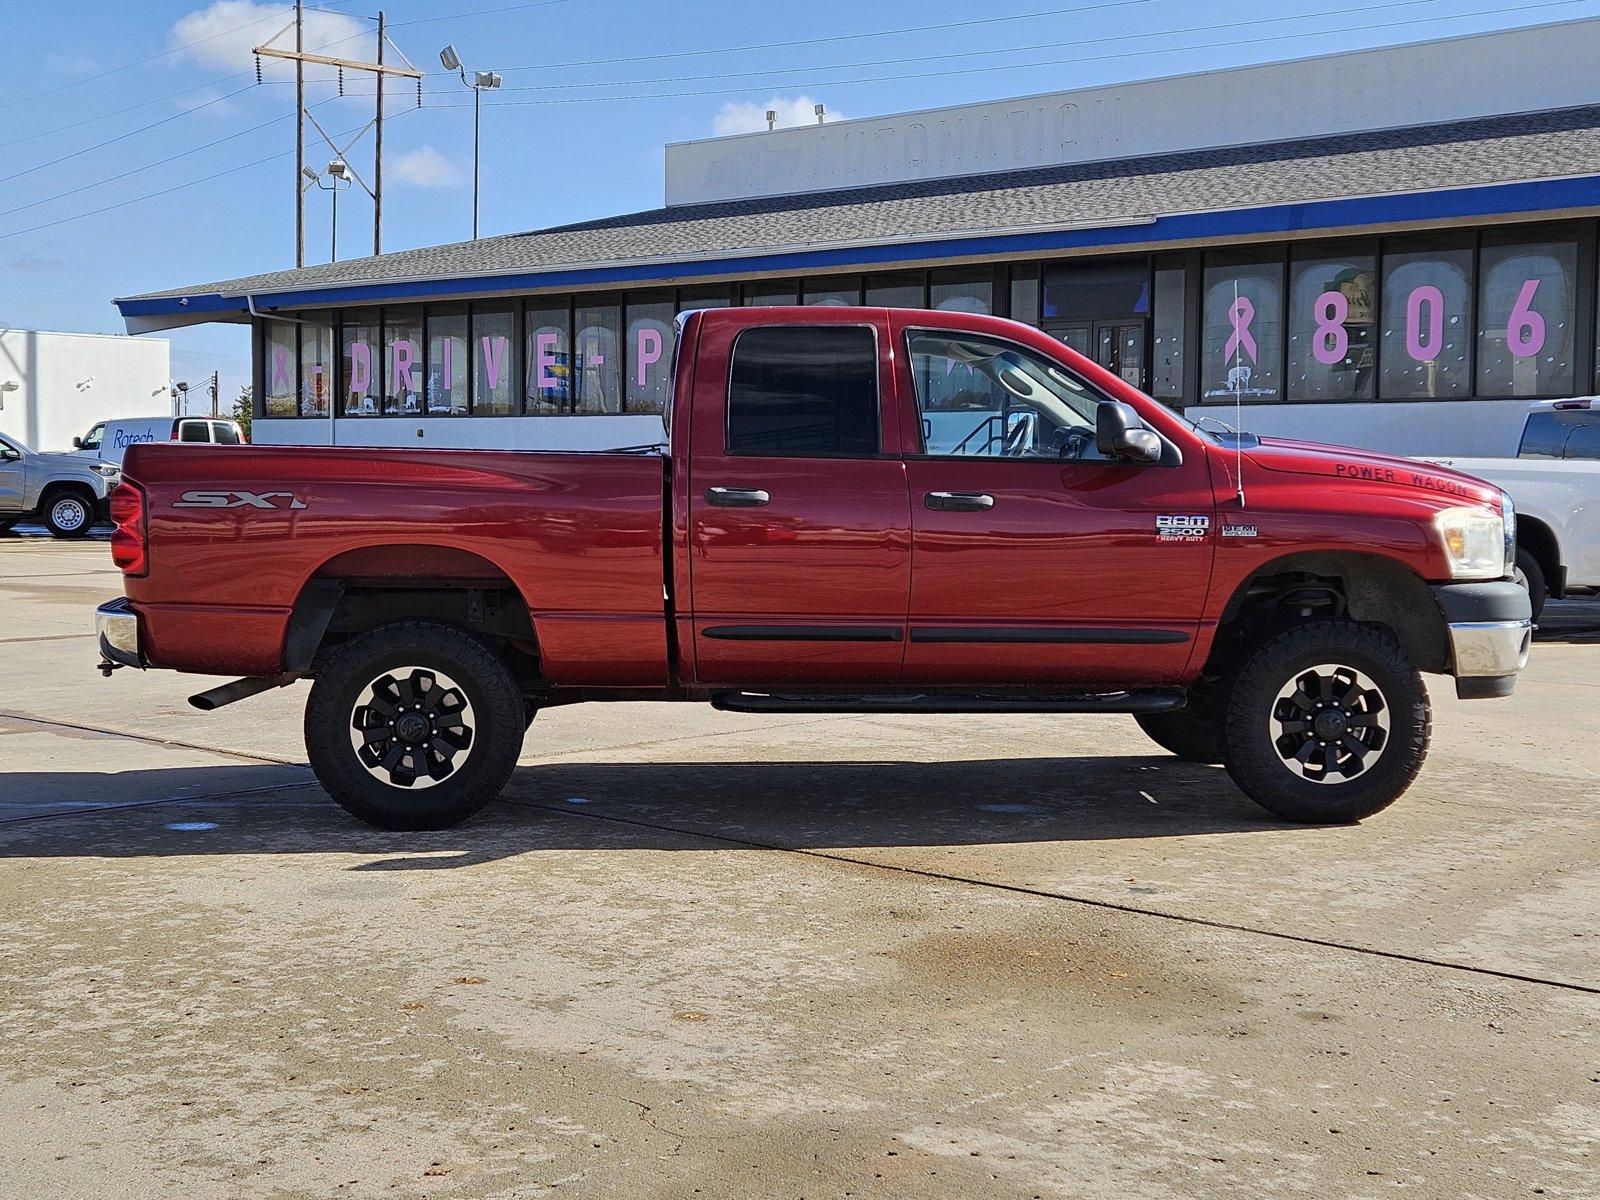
[[0, 755, 1290, 866]]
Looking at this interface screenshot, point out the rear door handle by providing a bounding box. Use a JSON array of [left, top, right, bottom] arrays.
[[706, 486, 771, 508], [925, 491, 995, 512]]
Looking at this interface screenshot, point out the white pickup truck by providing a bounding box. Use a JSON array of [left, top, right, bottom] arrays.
[[1427, 398, 1600, 618]]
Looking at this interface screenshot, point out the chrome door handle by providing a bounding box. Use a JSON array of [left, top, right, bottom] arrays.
[[925, 491, 995, 512], [706, 486, 771, 508]]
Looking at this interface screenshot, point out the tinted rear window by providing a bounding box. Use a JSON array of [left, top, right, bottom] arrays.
[[211, 422, 242, 445], [178, 422, 209, 443], [727, 326, 878, 457], [1564, 414, 1600, 460]]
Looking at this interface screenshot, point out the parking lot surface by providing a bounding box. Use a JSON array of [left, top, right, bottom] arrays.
[[1, 534, 1597, 1199]]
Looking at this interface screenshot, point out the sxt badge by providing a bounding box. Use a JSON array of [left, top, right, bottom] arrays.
[[175, 490, 307, 510], [1156, 514, 1210, 542]]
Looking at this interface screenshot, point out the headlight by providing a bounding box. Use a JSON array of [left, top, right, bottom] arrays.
[[93, 464, 121, 480], [1434, 505, 1506, 580], [1500, 489, 1516, 577]]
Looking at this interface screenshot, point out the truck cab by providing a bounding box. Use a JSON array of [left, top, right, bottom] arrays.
[[96, 307, 1531, 831]]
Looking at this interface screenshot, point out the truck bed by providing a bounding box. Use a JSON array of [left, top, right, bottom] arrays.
[[121, 443, 671, 685]]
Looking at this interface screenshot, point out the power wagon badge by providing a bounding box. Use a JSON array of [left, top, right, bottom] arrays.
[[1156, 514, 1211, 542]]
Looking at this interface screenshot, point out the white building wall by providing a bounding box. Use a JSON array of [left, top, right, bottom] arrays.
[[667, 17, 1600, 205], [0, 329, 171, 452]]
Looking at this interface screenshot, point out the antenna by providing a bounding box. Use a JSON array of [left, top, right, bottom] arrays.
[[1230, 278, 1247, 509]]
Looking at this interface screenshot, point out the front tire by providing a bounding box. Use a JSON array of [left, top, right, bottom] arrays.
[[1222, 621, 1430, 824], [44, 491, 94, 539], [304, 622, 526, 830], [1513, 546, 1547, 622]]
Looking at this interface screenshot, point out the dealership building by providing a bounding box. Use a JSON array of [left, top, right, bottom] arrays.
[[118, 18, 1600, 456]]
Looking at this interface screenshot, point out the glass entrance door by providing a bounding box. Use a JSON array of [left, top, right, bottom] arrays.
[[1047, 321, 1148, 390]]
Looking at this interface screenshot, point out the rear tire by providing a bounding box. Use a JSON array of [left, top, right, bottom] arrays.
[[304, 622, 525, 830], [1222, 620, 1429, 824], [43, 490, 94, 539], [1135, 702, 1224, 765], [1513, 546, 1547, 622]]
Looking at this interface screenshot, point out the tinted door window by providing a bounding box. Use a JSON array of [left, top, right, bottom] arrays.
[[726, 326, 878, 457], [211, 422, 242, 445]]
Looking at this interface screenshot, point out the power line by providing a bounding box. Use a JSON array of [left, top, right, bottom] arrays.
[[389, 0, 580, 27], [465, 0, 1491, 97], [0, 101, 338, 222], [0, 113, 410, 243], [425, 0, 1600, 110], [475, 0, 1162, 76], [0, 0, 370, 112], [0, 86, 260, 186]]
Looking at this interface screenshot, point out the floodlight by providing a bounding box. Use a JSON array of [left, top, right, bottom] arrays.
[[439, 44, 461, 72]]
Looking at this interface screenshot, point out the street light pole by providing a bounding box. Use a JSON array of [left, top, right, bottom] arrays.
[[439, 46, 500, 241]]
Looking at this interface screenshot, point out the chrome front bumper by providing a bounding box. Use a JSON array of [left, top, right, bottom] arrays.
[[1447, 619, 1531, 698], [96, 597, 143, 671]]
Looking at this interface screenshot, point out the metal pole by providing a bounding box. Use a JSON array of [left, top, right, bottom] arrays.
[[472, 84, 481, 240], [294, 0, 304, 268], [331, 183, 338, 262], [374, 10, 384, 256]]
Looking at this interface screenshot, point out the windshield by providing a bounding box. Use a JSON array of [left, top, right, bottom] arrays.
[[0, 432, 31, 456]]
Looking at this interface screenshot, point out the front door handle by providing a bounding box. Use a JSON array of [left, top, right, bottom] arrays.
[[925, 491, 995, 512], [706, 486, 771, 508]]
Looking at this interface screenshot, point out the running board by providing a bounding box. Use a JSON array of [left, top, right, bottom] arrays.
[[709, 689, 1186, 715]]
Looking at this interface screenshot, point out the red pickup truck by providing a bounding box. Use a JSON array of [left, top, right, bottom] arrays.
[[96, 307, 1530, 830]]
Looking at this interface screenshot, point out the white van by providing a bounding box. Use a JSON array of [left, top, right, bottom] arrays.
[[74, 417, 246, 466]]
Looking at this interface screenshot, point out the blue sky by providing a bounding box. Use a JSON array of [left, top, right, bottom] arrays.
[[4, 0, 1599, 411]]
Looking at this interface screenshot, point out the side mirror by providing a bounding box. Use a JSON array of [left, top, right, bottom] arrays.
[[71, 436, 83, 449], [1096, 401, 1162, 463]]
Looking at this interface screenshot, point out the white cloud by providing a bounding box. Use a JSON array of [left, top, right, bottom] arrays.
[[390, 145, 463, 188], [169, 1, 369, 81], [711, 95, 846, 137]]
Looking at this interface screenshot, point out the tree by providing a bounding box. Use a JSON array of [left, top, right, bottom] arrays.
[[233, 384, 253, 442]]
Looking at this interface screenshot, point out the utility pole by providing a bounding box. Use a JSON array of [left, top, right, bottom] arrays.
[[209, 372, 220, 418], [374, 10, 384, 255], [255, 12, 419, 267], [295, 0, 305, 268]]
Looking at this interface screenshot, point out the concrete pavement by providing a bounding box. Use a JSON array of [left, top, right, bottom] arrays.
[[1, 536, 1596, 1199]]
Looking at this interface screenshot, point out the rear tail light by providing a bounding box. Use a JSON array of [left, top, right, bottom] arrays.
[[109, 482, 147, 577]]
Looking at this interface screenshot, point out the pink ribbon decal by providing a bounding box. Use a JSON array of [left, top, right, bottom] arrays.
[[1223, 297, 1257, 364], [271, 347, 292, 392]]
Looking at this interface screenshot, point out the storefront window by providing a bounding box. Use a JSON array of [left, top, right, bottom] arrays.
[[1378, 236, 1472, 400], [298, 317, 333, 417], [744, 282, 798, 306], [1150, 262, 1186, 402], [575, 302, 622, 413], [1476, 234, 1577, 397], [802, 276, 860, 306], [1201, 252, 1284, 402], [383, 308, 424, 416], [525, 301, 570, 414], [471, 304, 517, 416], [1009, 265, 1041, 326], [1287, 248, 1376, 401], [626, 294, 675, 414], [425, 305, 468, 415], [264, 321, 296, 418], [930, 267, 992, 314], [865, 272, 924, 308], [340, 309, 382, 416]]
